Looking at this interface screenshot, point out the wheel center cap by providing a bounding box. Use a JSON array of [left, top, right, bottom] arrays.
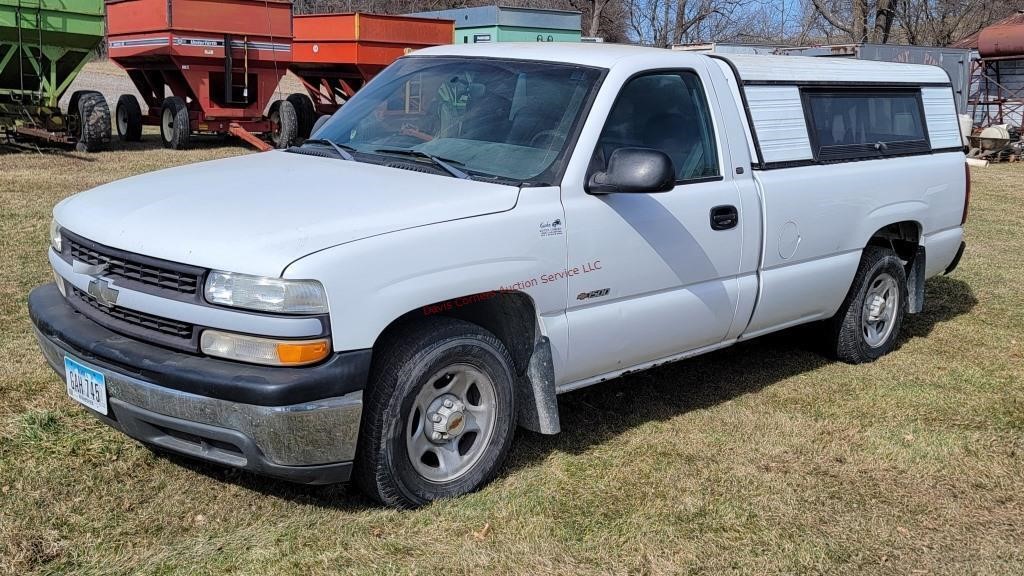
[[868, 294, 886, 320], [426, 394, 466, 444]]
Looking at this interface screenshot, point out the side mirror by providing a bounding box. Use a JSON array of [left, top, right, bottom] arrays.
[[586, 147, 676, 194]]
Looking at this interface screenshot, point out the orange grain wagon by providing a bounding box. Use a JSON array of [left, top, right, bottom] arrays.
[[106, 0, 295, 150], [286, 12, 454, 137]]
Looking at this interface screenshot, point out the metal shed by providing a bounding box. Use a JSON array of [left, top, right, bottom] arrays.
[[406, 5, 581, 44]]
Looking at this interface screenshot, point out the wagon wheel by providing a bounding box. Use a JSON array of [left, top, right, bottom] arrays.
[[287, 93, 316, 139], [75, 93, 111, 153], [269, 100, 298, 149], [160, 97, 190, 150], [115, 94, 143, 142], [67, 90, 102, 138]]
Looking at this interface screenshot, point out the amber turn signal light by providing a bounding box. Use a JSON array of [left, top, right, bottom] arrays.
[[201, 330, 330, 367], [277, 340, 330, 365]]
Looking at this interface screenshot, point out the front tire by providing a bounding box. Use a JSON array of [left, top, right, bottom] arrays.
[[355, 318, 517, 508], [826, 246, 908, 363]]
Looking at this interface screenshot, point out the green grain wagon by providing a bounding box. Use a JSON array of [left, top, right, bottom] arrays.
[[0, 0, 110, 151]]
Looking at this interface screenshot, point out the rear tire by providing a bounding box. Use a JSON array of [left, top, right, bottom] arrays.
[[115, 94, 143, 142], [355, 318, 517, 508], [826, 246, 908, 363], [160, 96, 190, 150], [75, 93, 110, 153], [269, 100, 298, 149], [287, 93, 316, 138]]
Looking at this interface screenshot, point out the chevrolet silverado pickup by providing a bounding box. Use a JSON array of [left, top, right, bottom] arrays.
[[30, 43, 968, 507]]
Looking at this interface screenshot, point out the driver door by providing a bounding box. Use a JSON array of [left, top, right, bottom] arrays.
[[559, 69, 746, 385]]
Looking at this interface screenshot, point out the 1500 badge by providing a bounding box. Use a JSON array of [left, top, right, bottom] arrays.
[[577, 288, 610, 300]]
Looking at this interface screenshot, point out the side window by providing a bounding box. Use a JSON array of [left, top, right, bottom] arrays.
[[802, 89, 929, 161], [594, 71, 720, 182]]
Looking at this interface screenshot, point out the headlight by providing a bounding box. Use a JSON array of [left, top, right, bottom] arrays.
[[204, 271, 328, 314], [200, 330, 330, 366], [49, 218, 62, 252]]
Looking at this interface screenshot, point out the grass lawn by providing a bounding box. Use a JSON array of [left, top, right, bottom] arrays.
[[1, 140, 1022, 575]]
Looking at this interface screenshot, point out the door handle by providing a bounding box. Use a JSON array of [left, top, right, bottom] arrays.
[[710, 205, 738, 231]]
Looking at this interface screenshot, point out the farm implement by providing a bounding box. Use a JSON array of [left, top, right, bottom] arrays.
[[0, 0, 109, 151], [106, 0, 293, 150], [287, 12, 453, 137]]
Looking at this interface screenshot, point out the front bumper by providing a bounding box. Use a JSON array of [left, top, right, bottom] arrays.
[[29, 283, 371, 485]]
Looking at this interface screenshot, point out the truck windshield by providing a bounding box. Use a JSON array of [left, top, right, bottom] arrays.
[[314, 57, 603, 184]]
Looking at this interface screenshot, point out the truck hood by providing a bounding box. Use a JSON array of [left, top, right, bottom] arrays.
[[54, 151, 520, 277]]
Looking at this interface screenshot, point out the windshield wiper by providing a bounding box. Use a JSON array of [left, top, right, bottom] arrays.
[[302, 139, 356, 161], [373, 147, 471, 180]]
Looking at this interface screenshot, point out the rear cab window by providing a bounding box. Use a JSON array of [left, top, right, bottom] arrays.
[[801, 89, 930, 161]]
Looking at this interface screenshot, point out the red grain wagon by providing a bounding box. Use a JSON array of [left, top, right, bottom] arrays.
[[287, 13, 454, 138], [106, 0, 294, 150]]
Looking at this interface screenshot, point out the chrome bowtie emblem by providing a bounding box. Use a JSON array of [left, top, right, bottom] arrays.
[[87, 278, 119, 307]]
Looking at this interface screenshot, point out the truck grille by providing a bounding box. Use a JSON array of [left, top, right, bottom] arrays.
[[70, 286, 196, 350], [65, 233, 203, 296]]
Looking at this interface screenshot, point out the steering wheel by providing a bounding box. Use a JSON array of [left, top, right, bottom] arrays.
[[529, 130, 561, 149]]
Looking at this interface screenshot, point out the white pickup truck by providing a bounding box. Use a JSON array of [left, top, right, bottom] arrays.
[[30, 43, 968, 507]]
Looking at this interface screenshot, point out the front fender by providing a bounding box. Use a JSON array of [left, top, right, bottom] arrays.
[[282, 187, 568, 354]]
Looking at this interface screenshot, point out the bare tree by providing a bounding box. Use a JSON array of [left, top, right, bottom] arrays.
[[292, 0, 1024, 48], [873, 0, 896, 43], [897, 0, 1024, 46], [808, 0, 867, 41], [806, 0, 1024, 46], [569, 0, 613, 36], [625, 0, 755, 46]]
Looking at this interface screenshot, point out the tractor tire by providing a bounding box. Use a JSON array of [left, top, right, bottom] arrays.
[[75, 93, 111, 153], [67, 90, 101, 119], [269, 99, 298, 149], [67, 90, 102, 141], [287, 93, 316, 139], [115, 94, 143, 142], [160, 97, 191, 150]]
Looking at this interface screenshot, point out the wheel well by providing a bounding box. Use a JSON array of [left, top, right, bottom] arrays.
[[373, 291, 538, 378], [370, 291, 557, 430], [371, 291, 559, 434], [867, 221, 920, 262], [867, 221, 925, 313]]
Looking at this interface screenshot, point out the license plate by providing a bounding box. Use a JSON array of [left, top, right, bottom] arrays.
[[64, 356, 107, 415]]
